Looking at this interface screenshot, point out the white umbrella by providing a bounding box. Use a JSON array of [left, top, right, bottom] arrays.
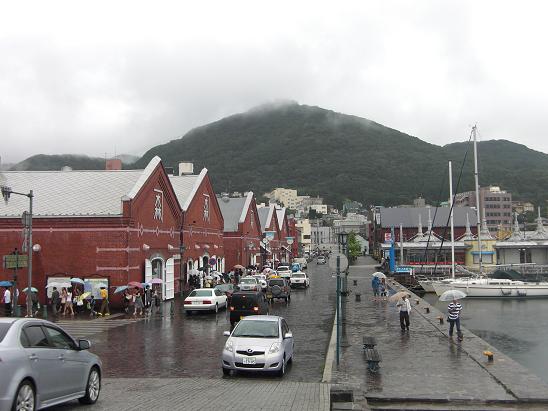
[[188, 269, 200, 276], [439, 289, 467, 302], [373, 272, 386, 279]]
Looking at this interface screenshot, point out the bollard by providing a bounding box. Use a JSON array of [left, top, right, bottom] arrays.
[[43, 304, 47, 319], [415, 299, 420, 305], [424, 307, 430, 314], [483, 351, 494, 362], [437, 316, 444, 324], [353, 279, 357, 286], [355, 293, 361, 302]]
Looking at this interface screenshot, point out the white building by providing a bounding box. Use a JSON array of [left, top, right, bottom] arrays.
[[295, 219, 312, 253], [266, 188, 299, 209]]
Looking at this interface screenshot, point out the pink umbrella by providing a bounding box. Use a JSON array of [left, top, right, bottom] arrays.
[[128, 281, 143, 288], [150, 278, 163, 284]]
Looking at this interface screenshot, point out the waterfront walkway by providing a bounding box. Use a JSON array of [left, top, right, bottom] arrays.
[[331, 256, 548, 409]]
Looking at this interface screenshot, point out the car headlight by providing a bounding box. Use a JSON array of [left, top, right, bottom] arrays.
[[269, 342, 281, 354], [225, 340, 234, 353]]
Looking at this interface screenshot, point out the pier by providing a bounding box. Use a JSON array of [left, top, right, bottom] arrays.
[[327, 257, 548, 410]]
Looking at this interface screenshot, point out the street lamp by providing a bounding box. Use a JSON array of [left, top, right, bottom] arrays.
[[1, 185, 34, 317], [179, 244, 186, 296], [338, 230, 349, 296]]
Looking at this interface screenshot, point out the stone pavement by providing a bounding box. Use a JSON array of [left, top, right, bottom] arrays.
[[330, 256, 548, 410], [49, 378, 330, 411]]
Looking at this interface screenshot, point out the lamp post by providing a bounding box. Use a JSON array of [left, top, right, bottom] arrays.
[[179, 244, 186, 297], [2, 186, 34, 317], [338, 230, 349, 295]]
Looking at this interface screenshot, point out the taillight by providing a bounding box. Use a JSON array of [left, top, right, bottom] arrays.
[[229, 306, 235, 311], [203, 300, 212, 304], [253, 306, 259, 312], [184, 300, 191, 304]]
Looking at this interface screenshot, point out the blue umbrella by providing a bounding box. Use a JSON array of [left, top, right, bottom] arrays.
[[70, 278, 85, 284], [114, 285, 128, 294], [0, 280, 13, 287]]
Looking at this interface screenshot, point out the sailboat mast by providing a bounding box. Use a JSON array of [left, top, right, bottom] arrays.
[[449, 161, 455, 279], [473, 125, 483, 274]]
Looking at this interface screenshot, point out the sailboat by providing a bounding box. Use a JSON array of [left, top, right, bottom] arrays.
[[432, 126, 548, 298]]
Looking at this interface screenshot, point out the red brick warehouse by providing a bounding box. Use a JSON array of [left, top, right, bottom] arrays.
[[0, 157, 183, 306]]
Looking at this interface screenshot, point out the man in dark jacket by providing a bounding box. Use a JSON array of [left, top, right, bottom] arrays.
[[51, 287, 60, 315]]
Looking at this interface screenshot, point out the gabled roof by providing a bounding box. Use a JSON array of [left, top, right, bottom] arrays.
[[276, 207, 286, 230], [379, 206, 478, 229], [0, 156, 162, 217], [168, 168, 206, 212], [217, 192, 254, 232], [257, 207, 271, 232]]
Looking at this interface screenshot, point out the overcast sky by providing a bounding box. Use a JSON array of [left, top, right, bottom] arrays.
[[1, 1, 547, 163]]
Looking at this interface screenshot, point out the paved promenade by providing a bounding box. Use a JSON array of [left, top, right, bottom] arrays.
[[331, 257, 548, 410], [50, 378, 330, 411]]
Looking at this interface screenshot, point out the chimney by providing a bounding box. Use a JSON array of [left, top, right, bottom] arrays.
[[164, 166, 174, 175], [178, 162, 194, 176], [106, 159, 122, 170]]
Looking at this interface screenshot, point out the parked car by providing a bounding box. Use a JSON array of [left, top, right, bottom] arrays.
[[277, 266, 292, 279], [184, 288, 227, 314], [239, 276, 260, 291], [317, 256, 327, 264], [293, 257, 308, 269], [266, 278, 291, 303], [229, 291, 269, 327], [252, 274, 268, 291], [222, 315, 294, 376], [0, 318, 102, 411], [214, 283, 236, 303], [290, 272, 310, 288]]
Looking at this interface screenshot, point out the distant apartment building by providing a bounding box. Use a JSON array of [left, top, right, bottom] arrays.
[[454, 186, 512, 232], [311, 224, 333, 250], [512, 201, 535, 215], [295, 218, 312, 254], [266, 188, 299, 208], [309, 204, 328, 215], [342, 200, 363, 215]]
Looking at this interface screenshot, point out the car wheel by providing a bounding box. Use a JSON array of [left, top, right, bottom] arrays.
[[222, 368, 231, 376], [186, 310, 192, 315], [79, 366, 101, 404], [277, 355, 286, 377], [215, 303, 219, 313], [12, 380, 35, 411]]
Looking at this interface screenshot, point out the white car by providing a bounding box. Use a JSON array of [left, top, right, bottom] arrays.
[[239, 277, 260, 291], [290, 272, 310, 288], [184, 288, 227, 313], [253, 275, 268, 291], [277, 266, 292, 279]]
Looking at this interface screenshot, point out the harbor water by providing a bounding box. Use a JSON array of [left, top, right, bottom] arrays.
[[423, 293, 548, 384]]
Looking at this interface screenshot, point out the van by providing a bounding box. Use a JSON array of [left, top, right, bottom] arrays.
[[229, 291, 269, 327]]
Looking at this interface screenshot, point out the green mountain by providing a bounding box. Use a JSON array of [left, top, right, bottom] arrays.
[[134, 102, 548, 207], [10, 154, 138, 171]]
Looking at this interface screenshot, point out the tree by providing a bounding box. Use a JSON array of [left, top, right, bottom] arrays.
[[347, 232, 362, 261]]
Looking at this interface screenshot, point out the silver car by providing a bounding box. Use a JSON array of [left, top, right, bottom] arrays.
[[0, 318, 102, 410], [238, 276, 260, 291], [221, 315, 294, 376]]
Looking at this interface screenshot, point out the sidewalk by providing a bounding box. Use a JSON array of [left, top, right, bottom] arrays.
[[331, 256, 548, 409]]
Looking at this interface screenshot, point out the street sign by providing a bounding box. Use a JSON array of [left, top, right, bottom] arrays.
[[384, 232, 392, 242], [209, 257, 217, 266], [21, 211, 31, 227], [329, 253, 348, 271], [3, 254, 28, 269], [395, 266, 413, 273]]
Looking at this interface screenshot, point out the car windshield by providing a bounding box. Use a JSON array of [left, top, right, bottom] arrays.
[[278, 266, 289, 271], [0, 323, 12, 342], [292, 274, 305, 278], [269, 280, 285, 286], [233, 320, 279, 338], [240, 278, 256, 283], [189, 290, 212, 297]]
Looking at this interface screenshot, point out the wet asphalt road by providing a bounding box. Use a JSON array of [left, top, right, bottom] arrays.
[[87, 262, 336, 382]]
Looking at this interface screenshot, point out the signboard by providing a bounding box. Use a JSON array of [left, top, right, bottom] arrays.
[[209, 257, 217, 266], [265, 231, 275, 240], [3, 254, 28, 269], [395, 266, 413, 274], [84, 278, 110, 299], [286, 236, 294, 245], [384, 232, 392, 243], [328, 253, 349, 271]]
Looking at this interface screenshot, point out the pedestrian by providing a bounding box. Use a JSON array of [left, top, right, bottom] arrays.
[[397, 294, 411, 331], [64, 287, 74, 316], [31, 291, 40, 317], [153, 287, 161, 313], [99, 286, 110, 316], [144, 285, 152, 313], [372, 276, 380, 300], [2, 286, 12, 317], [380, 278, 387, 300], [73, 286, 82, 315], [134, 289, 144, 316], [448, 299, 463, 340], [60, 287, 68, 315], [88, 295, 97, 317], [51, 286, 60, 316], [123, 289, 131, 313]]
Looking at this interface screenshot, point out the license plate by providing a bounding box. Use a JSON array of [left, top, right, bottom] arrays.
[[243, 357, 256, 365], [192, 301, 201, 305]]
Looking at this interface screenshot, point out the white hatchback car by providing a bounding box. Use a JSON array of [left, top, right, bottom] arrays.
[[252, 275, 268, 291], [184, 288, 227, 313], [290, 272, 310, 288], [238, 277, 260, 292], [276, 266, 292, 279]]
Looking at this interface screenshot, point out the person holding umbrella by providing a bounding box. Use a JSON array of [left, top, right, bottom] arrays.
[[438, 289, 466, 341], [2, 285, 12, 317], [98, 285, 110, 316], [390, 292, 411, 331]]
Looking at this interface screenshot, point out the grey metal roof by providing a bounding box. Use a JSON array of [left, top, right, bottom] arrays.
[[0, 157, 163, 217], [168, 173, 201, 212], [379, 206, 478, 229], [257, 207, 270, 232], [218, 196, 247, 232]]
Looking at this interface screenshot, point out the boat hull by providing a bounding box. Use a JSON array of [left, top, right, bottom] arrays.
[[433, 281, 548, 298]]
